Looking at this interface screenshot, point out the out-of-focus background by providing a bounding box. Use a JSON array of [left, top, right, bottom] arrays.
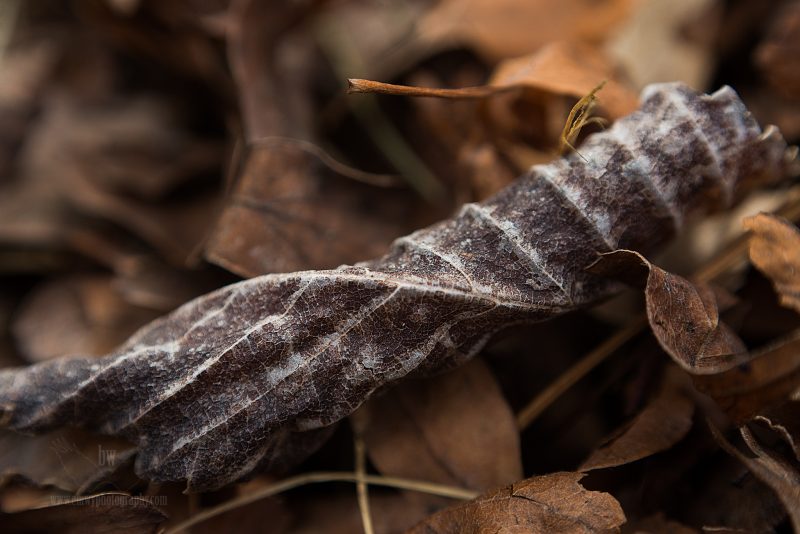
[[0, 1, 798, 532]]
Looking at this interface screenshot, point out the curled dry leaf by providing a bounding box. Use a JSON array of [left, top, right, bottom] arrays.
[[693, 330, 800, 423], [754, 401, 800, 460], [580, 369, 694, 471], [743, 213, 800, 314], [587, 249, 748, 373], [0, 493, 167, 534], [0, 84, 791, 490], [406, 471, 625, 534], [358, 359, 522, 492]]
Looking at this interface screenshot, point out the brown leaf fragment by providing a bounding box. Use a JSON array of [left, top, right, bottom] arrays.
[[0, 492, 167, 534], [580, 370, 694, 471], [349, 42, 638, 120], [12, 275, 159, 363], [205, 141, 425, 277], [755, 1, 800, 100], [754, 401, 800, 461], [407, 471, 626, 534], [710, 424, 800, 533], [418, 0, 636, 61], [0, 428, 135, 494], [588, 250, 748, 373], [693, 331, 800, 423], [0, 84, 790, 491], [743, 213, 800, 314], [359, 359, 522, 492]]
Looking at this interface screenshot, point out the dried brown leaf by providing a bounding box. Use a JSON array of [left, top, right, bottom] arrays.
[[205, 142, 425, 277], [0, 84, 790, 490], [693, 331, 800, 423], [418, 0, 635, 61], [12, 275, 159, 363], [580, 370, 694, 471], [359, 359, 522, 492], [588, 250, 748, 373], [754, 401, 800, 461], [0, 428, 135, 494], [0, 492, 167, 534], [756, 1, 800, 99], [743, 213, 800, 313], [710, 424, 800, 532], [407, 471, 626, 534]]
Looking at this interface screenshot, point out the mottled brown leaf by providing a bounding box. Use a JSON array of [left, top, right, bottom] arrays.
[[0, 84, 791, 491], [0, 493, 167, 534], [580, 369, 694, 471], [359, 359, 522, 491], [588, 250, 748, 373], [743, 213, 800, 313], [407, 471, 626, 534]]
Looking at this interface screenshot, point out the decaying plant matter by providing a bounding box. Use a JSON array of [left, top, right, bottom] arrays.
[[0, 83, 792, 491]]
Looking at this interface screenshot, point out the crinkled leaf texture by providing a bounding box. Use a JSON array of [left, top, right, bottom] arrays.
[[0, 83, 790, 490]]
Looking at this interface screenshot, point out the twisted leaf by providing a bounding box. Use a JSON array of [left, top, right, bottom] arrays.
[[0, 83, 791, 490]]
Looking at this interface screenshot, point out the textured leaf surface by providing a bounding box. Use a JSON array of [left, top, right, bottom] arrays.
[[406, 471, 626, 534], [744, 213, 800, 313], [0, 83, 791, 490]]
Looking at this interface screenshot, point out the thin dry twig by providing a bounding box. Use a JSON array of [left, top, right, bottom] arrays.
[[354, 435, 375, 534], [347, 78, 516, 99], [164, 471, 479, 534]]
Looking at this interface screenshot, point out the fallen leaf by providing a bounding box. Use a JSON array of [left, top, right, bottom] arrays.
[[0, 84, 789, 490], [418, 0, 636, 61], [754, 401, 800, 460], [710, 423, 800, 532], [743, 213, 800, 314], [407, 471, 626, 534], [205, 0, 427, 277], [0, 428, 135, 494], [693, 330, 800, 423], [0, 493, 167, 534], [587, 250, 748, 373], [359, 359, 522, 491], [607, 0, 721, 89], [580, 369, 694, 471], [205, 141, 425, 277], [755, 1, 800, 100], [12, 275, 159, 363]]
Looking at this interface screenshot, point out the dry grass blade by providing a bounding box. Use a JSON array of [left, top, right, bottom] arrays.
[[354, 435, 375, 534], [558, 80, 607, 156], [164, 472, 479, 534], [347, 78, 514, 99]]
